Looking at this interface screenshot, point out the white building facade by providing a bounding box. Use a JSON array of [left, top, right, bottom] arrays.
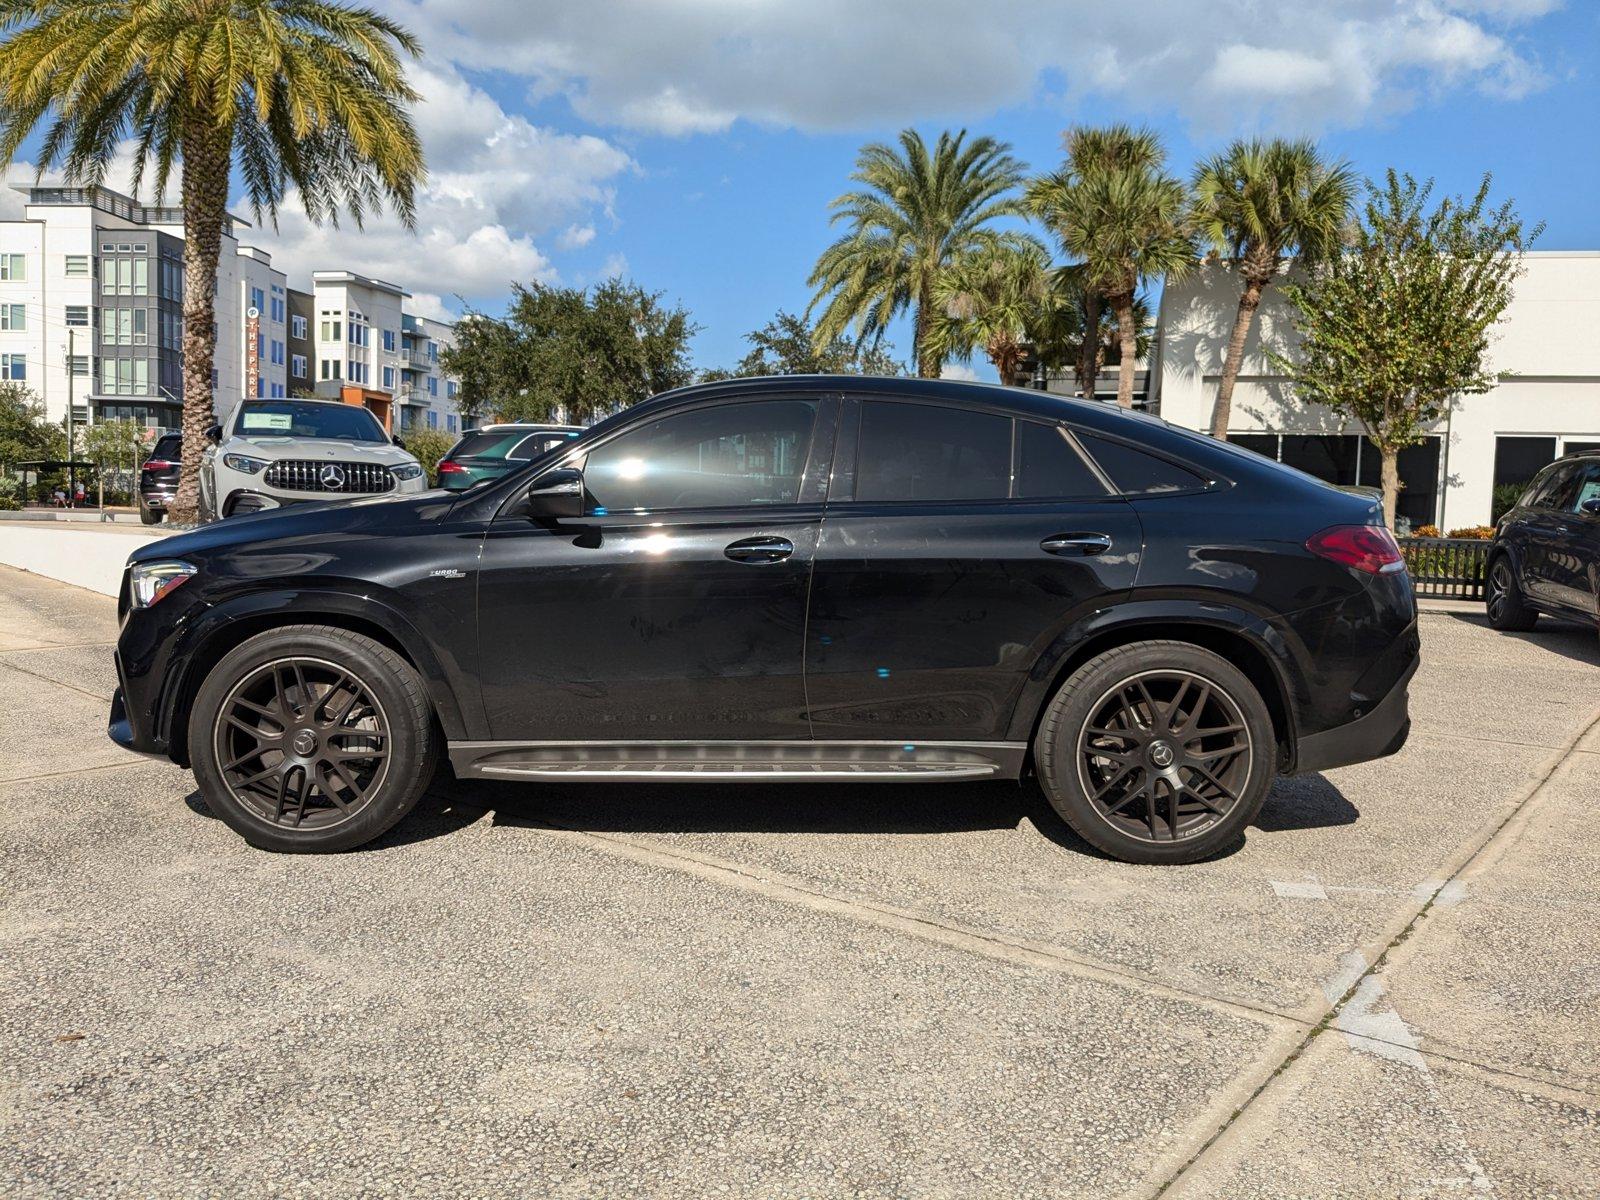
[[1153, 253, 1600, 530], [0, 185, 462, 437], [308, 270, 466, 436]]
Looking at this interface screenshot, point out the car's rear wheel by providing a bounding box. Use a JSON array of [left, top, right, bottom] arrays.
[[1485, 555, 1537, 631], [1034, 641, 1275, 865], [189, 626, 439, 852], [138, 497, 163, 525]]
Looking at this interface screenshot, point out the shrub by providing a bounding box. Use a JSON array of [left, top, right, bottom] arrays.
[[1445, 525, 1495, 540], [0, 475, 21, 511], [1491, 481, 1528, 523], [1411, 524, 1441, 539], [398, 427, 456, 487]]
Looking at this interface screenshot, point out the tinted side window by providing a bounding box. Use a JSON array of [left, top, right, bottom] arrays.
[[1077, 433, 1203, 496], [855, 401, 1011, 502], [1531, 464, 1577, 511], [1563, 462, 1600, 514], [583, 399, 816, 513], [1015, 421, 1109, 499], [510, 433, 576, 461]]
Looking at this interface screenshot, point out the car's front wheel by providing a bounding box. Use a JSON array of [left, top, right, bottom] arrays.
[[1034, 641, 1276, 865], [189, 625, 439, 852]]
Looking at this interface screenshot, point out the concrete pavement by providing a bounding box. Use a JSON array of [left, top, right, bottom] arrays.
[[1, 564, 1596, 1198]]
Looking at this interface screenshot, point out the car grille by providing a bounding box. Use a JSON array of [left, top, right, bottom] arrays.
[[261, 460, 396, 494]]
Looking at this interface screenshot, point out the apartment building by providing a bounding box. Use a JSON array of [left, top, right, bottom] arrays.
[[309, 270, 466, 436], [1153, 252, 1600, 530], [0, 184, 462, 435], [0, 184, 290, 429]]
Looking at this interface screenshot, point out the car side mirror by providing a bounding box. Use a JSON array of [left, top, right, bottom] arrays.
[[392, 433, 406, 449], [205, 423, 223, 445], [1582, 497, 1600, 516], [525, 467, 585, 522]]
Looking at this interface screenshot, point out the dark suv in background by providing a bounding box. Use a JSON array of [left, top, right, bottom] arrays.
[[137, 433, 182, 524], [109, 377, 1419, 865], [1486, 449, 1600, 634], [436, 424, 583, 491]]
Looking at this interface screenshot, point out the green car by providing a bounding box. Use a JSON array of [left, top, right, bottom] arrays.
[[435, 424, 584, 491]]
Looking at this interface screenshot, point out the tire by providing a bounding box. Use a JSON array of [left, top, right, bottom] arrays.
[[1034, 641, 1276, 865], [188, 625, 439, 852], [138, 498, 163, 525], [1485, 554, 1537, 631]]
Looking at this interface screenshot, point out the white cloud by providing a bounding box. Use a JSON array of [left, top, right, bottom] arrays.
[[557, 223, 596, 250], [597, 252, 629, 280], [387, 0, 1555, 135], [237, 63, 634, 307], [940, 362, 981, 382]]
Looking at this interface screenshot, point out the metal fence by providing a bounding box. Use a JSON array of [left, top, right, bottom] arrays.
[[1398, 536, 1491, 601]]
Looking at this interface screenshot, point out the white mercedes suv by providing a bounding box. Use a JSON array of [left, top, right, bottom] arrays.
[[198, 399, 428, 521]]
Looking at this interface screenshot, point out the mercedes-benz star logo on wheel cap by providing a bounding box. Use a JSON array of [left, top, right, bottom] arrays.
[[319, 464, 346, 489]]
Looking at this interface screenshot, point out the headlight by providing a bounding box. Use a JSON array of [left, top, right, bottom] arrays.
[[223, 453, 268, 474], [390, 463, 424, 481], [128, 560, 197, 608]]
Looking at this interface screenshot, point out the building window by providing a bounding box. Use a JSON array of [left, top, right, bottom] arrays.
[[133, 258, 148, 296], [0, 303, 23, 331], [382, 329, 396, 352], [382, 365, 394, 389], [291, 354, 307, 379], [447, 415, 457, 433], [64, 254, 89, 277], [447, 380, 457, 400], [320, 358, 342, 381], [319, 312, 342, 342], [0, 254, 25, 281], [68, 355, 89, 376], [348, 360, 368, 384], [427, 376, 437, 397], [65, 305, 89, 328], [291, 314, 306, 339], [1, 353, 25, 380], [250, 286, 265, 314], [132, 309, 147, 345], [427, 341, 437, 363], [1234, 432, 1442, 530]]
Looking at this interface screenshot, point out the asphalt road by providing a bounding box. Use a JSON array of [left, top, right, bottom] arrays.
[[2, 563, 1597, 1198]]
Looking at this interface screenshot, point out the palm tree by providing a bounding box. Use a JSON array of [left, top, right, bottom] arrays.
[[1193, 138, 1356, 439], [1027, 126, 1164, 401], [808, 129, 1026, 379], [0, 0, 425, 522], [925, 237, 1051, 386]]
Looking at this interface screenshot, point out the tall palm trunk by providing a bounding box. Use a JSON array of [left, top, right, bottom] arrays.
[[914, 276, 940, 378], [1110, 291, 1138, 409], [1209, 273, 1268, 440], [168, 116, 232, 524], [988, 334, 1020, 387], [1077, 291, 1101, 398], [1380, 443, 1400, 532]]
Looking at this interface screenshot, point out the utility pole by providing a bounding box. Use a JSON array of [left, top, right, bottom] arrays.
[[65, 327, 75, 508]]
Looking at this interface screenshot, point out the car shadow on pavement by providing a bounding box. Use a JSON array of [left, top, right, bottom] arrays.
[[1443, 611, 1600, 667]]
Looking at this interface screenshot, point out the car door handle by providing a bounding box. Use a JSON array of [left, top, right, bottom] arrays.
[[1041, 533, 1112, 557], [724, 536, 795, 564]]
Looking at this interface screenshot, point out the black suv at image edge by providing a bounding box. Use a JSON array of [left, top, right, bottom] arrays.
[[109, 377, 1420, 865], [1485, 449, 1600, 634]]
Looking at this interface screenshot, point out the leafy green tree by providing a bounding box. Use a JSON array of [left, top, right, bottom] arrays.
[[1029, 127, 1163, 400], [808, 129, 1026, 379], [0, 0, 426, 522], [1273, 171, 1538, 530], [701, 310, 905, 381], [926, 238, 1052, 385], [0, 382, 65, 469], [1192, 138, 1357, 439], [398, 426, 455, 486], [77, 418, 153, 504], [441, 280, 697, 425]]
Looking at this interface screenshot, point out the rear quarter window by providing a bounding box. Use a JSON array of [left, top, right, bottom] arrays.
[[1077, 432, 1204, 496]]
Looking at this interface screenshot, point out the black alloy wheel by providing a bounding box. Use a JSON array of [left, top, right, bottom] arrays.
[[1485, 556, 1537, 631], [213, 656, 390, 830], [189, 625, 438, 852], [1034, 641, 1276, 865], [1075, 670, 1252, 844]]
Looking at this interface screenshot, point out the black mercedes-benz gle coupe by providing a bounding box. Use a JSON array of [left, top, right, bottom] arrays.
[[110, 376, 1419, 864]]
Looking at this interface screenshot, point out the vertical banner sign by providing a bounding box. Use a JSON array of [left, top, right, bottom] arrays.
[[246, 306, 261, 399]]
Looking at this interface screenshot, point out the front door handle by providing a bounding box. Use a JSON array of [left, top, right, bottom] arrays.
[[1041, 533, 1112, 557], [725, 535, 794, 564]]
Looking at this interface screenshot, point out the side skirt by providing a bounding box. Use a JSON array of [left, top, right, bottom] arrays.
[[448, 740, 1028, 782]]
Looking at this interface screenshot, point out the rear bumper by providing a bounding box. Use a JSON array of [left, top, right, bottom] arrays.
[[1292, 654, 1416, 775]]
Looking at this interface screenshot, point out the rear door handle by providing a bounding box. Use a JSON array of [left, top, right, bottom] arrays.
[[725, 535, 794, 564], [1041, 533, 1112, 557]]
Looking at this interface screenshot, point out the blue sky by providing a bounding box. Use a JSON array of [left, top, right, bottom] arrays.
[[6, 1, 1595, 378]]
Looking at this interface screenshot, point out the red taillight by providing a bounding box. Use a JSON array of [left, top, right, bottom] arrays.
[[1306, 524, 1406, 575], [142, 459, 175, 470], [437, 460, 465, 474]]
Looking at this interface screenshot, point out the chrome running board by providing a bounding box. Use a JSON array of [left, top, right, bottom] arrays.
[[448, 740, 1026, 782]]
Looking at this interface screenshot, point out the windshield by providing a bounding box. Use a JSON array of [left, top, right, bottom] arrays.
[[449, 431, 524, 459], [233, 401, 387, 443]]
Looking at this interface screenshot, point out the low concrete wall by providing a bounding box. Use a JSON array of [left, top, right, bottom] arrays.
[[0, 522, 168, 597]]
